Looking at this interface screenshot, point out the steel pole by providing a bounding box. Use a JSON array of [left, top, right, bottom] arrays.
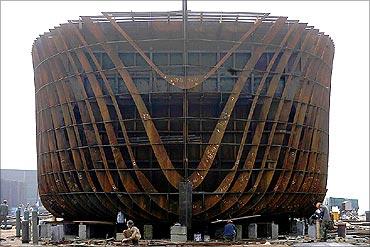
[[182, 0, 188, 180], [15, 207, 21, 237]]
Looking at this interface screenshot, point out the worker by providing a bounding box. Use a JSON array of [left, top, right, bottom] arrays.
[[223, 219, 237, 241], [0, 200, 9, 227], [122, 220, 141, 245], [315, 202, 331, 241], [116, 211, 126, 233]]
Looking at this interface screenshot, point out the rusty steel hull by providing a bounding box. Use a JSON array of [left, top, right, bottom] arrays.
[[32, 11, 334, 222]]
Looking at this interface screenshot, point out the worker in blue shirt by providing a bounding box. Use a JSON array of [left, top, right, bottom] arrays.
[[223, 219, 236, 241], [116, 211, 126, 233]]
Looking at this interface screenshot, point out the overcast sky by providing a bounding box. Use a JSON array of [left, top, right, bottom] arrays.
[[1, 1, 369, 213]]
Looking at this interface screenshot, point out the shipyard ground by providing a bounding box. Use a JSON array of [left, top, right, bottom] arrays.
[[1, 227, 369, 246]]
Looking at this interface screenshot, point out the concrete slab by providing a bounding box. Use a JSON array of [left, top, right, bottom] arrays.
[[170, 234, 187, 242], [144, 224, 153, 240], [271, 222, 279, 239], [116, 232, 124, 241], [51, 224, 64, 242], [248, 223, 257, 239], [235, 224, 242, 240], [170, 225, 187, 235], [296, 220, 305, 235], [170, 225, 187, 242], [308, 224, 317, 240], [39, 224, 51, 238], [78, 224, 87, 240]]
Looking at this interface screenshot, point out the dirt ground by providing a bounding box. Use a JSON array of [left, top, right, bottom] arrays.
[[0, 227, 288, 246], [1, 226, 369, 246]]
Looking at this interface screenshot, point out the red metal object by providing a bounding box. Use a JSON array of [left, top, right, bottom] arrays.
[[32, 11, 334, 222]]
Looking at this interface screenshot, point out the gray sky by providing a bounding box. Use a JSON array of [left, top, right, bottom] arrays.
[[1, 1, 369, 213]]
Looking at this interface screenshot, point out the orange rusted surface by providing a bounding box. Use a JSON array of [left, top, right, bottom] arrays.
[[33, 11, 334, 222]]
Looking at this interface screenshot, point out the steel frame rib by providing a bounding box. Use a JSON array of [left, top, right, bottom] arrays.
[[40, 35, 106, 217], [231, 28, 318, 216], [48, 31, 119, 217], [34, 40, 84, 217], [265, 37, 331, 212], [234, 28, 319, 216], [256, 35, 330, 215], [66, 27, 165, 220], [220, 23, 307, 218], [52, 30, 123, 216], [66, 22, 175, 216], [290, 40, 333, 213], [102, 12, 272, 190], [277, 69, 329, 210], [247, 47, 330, 216], [191, 18, 287, 190], [248, 30, 323, 215], [193, 19, 298, 216], [51, 29, 125, 218], [80, 16, 183, 190], [51, 26, 146, 220], [33, 45, 62, 216], [194, 19, 307, 218]]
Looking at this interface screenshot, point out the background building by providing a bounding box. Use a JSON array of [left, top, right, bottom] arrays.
[[325, 197, 360, 212], [0, 169, 39, 209]]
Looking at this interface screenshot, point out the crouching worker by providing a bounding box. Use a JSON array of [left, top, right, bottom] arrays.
[[223, 220, 236, 241], [122, 220, 141, 245]]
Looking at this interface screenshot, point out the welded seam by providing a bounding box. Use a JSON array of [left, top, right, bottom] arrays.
[[33, 38, 333, 79], [36, 92, 331, 116]]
